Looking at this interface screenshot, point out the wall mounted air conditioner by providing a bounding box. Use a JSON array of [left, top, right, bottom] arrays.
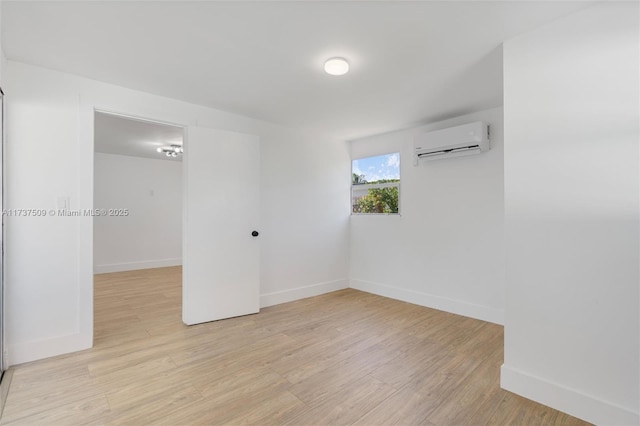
[[414, 121, 490, 165]]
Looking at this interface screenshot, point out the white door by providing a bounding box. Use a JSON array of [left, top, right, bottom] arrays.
[[183, 126, 260, 325]]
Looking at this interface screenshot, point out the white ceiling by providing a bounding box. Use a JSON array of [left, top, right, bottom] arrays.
[[95, 112, 184, 161], [3, 1, 593, 141]]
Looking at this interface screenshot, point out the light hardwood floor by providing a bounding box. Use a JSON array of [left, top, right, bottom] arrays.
[[1, 267, 590, 425]]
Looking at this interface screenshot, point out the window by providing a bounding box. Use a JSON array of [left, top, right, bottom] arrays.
[[352, 152, 400, 214]]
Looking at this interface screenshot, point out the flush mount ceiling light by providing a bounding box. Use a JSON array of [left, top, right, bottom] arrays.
[[156, 144, 183, 158], [324, 57, 349, 76]]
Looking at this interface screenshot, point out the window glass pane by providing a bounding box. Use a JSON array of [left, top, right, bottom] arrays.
[[352, 153, 400, 214]]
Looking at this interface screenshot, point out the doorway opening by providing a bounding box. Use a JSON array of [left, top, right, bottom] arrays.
[[93, 111, 184, 346]]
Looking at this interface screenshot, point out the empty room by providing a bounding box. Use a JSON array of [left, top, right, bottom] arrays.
[[0, 1, 637, 425]]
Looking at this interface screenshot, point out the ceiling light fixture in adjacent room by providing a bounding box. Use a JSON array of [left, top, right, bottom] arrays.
[[156, 144, 183, 158], [324, 57, 349, 76]]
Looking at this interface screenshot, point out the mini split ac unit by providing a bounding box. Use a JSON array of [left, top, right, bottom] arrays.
[[414, 121, 490, 165]]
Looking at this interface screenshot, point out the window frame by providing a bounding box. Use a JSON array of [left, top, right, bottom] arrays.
[[351, 152, 401, 216]]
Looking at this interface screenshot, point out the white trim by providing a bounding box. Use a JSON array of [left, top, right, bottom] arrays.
[[94, 108, 184, 129], [94, 258, 182, 274], [260, 279, 348, 308], [77, 97, 96, 354], [501, 364, 639, 426], [7, 332, 91, 366], [349, 278, 504, 325], [182, 128, 190, 324]]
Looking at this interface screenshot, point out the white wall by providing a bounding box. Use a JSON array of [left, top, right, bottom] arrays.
[[5, 61, 350, 365], [260, 129, 351, 305], [94, 153, 182, 273], [0, 1, 5, 86], [350, 107, 505, 324], [501, 2, 639, 425]]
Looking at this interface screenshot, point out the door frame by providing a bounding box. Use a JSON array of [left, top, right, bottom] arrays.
[[79, 98, 193, 347], [0, 87, 7, 372], [0, 87, 5, 371]]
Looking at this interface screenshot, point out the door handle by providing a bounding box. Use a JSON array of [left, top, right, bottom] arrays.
[[251, 231, 259, 237]]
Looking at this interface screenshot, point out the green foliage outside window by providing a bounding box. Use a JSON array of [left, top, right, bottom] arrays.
[[354, 179, 399, 214]]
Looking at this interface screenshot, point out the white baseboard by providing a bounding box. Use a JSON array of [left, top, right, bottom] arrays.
[[261, 279, 348, 308], [349, 279, 504, 325], [501, 364, 639, 426], [94, 258, 182, 274], [7, 332, 92, 366]]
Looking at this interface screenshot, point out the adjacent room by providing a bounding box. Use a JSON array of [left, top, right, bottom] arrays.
[[93, 112, 183, 346], [0, 1, 637, 425]]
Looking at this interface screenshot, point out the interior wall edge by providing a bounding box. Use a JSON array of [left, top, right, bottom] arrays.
[[349, 278, 504, 325]]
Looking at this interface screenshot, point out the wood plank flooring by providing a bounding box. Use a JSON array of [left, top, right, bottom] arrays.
[[1, 267, 590, 425]]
